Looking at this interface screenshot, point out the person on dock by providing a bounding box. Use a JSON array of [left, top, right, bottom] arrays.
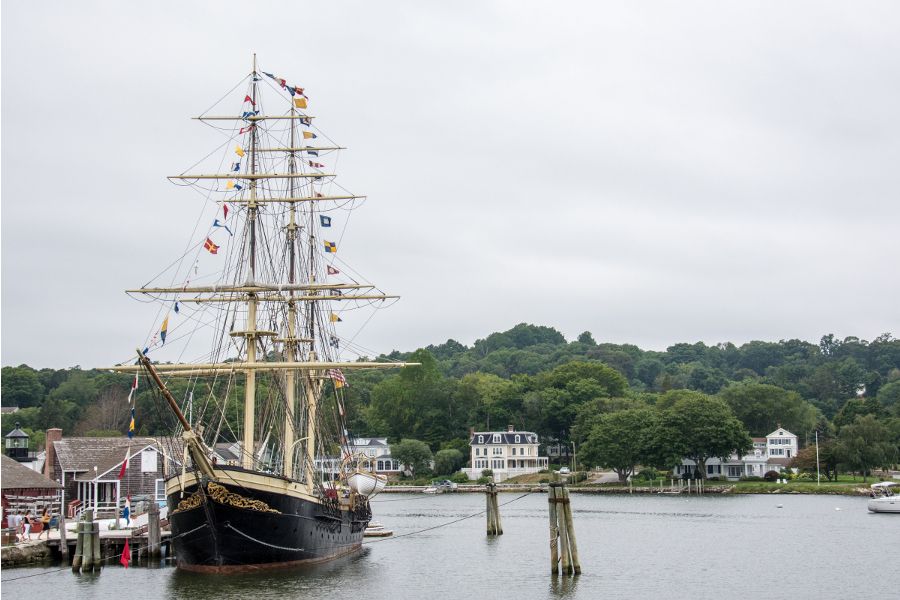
[[22, 511, 33, 541], [11, 511, 23, 543], [37, 508, 51, 540]]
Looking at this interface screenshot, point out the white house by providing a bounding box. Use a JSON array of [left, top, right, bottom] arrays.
[[462, 426, 549, 482], [675, 427, 799, 481], [315, 437, 403, 479]]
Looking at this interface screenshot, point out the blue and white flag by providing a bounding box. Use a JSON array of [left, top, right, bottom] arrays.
[[213, 219, 234, 236], [320, 215, 331, 227]]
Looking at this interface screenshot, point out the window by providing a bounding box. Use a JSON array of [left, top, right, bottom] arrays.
[[512, 448, 517, 456], [155, 478, 165, 501], [515, 435, 520, 443], [493, 434, 501, 443], [478, 436, 484, 444], [141, 449, 158, 473], [493, 447, 502, 455]]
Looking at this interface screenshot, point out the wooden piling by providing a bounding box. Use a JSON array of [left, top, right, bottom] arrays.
[[148, 502, 161, 558], [90, 521, 101, 572], [561, 485, 581, 574], [58, 512, 69, 560], [556, 484, 572, 574], [548, 483, 559, 574], [71, 520, 84, 572], [486, 482, 503, 536]]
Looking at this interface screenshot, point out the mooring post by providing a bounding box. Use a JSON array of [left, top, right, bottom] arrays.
[[148, 501, 161, 558], [557, 481, 572, 574], [90, 518, 101, 572], [72, 519, 84, 572], [81, 510, 94, 571], [561, 485, 581, 574], [548, 482, 560, 574], [492, 483, 503, 535], [59, 512, 69, 561]]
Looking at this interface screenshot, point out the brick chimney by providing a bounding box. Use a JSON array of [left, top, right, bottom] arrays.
[[508, 424, 515, 432], [44, 428, 63, 480]]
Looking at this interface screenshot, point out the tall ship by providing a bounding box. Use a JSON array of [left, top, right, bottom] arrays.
[[112, 57, 412, 572]]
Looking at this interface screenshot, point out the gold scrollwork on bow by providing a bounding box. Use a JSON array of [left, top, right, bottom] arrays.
[[207, 481, 280, 514]]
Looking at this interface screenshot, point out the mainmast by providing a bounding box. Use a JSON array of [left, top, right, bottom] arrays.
[[282, 94, 299, 480], [242, 53, 260, 470]]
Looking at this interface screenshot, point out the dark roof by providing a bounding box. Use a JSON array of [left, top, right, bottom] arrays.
[[1, 454, 62, 491], [214, 442, 242, 462], [351, 437, 389, 448], [768, 457, 793, 467], [54, 436, 160, 473], [5, 424, 29, 439], [470, 431, 539, 445]]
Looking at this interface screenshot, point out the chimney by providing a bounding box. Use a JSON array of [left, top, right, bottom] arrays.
[[508, 424, 514, 432], [44, 428, 63, 480], [468, 427, 475, 439]]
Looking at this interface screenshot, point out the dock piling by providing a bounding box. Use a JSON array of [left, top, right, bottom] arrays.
[[486, 481, 503, 535], [548, 476, 581, 576], [148, 502, 161, 558]]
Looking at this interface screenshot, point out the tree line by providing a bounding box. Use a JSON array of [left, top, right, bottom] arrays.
[[3, 324, 899, 478]]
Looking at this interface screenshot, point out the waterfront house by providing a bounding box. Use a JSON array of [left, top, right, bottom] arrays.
[[315, 437, 404, 479], [674, 427, 800, 480], [1, 454, 63, 526], [46, 429, 181, 518], [462, 425, 549, 482]]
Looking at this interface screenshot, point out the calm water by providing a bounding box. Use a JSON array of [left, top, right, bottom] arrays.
[[2, 493, 896, 599]]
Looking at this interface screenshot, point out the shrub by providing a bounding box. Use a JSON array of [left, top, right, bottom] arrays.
[[707, 476, 721, 482], [538, 477, 550, 484], [763, 470, 780, 482], [449, 471, 469, 484], [740, 476, 763, 482], [636, 468, 659, 481], [476, 476, 491, 484], [481, 469, 493, 478]]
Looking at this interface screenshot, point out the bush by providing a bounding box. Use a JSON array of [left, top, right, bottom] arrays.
[[636, 469, 659, 481], [763, 470, 780, 482], [481, 469, 493, 478], [538, 477, 550, 484], [740, 476, 763, 482], [476, 476, 491, 484], [707, 476, 721, 482], [449, 471, 469, 484]]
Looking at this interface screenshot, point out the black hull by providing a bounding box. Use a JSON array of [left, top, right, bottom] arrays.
[[166, 474, 370, 573]]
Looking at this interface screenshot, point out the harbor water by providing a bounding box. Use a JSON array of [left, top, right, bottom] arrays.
[[2, 493, 896, 599]]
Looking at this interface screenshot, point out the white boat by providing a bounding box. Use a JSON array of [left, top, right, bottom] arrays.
[[867, 481, 900, 513], [348, 470, 387, 498], [422, 486, 442, 494]]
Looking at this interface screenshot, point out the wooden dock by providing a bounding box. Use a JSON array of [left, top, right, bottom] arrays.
[[43, 527, 174, 565]]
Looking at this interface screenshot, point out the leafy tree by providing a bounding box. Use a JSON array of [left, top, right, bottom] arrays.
[[433, 448, 465, 475], [718, 382, 818, 437], [833, 397, 887, 430], [580, 408, 657, 482], [577, 331, 596, 345], [391, 439, 433, 477], [657, 394, 752, 478], [1, 366, 45, 408], [876, 381, 900, 410], [837, 415, 896, 481]]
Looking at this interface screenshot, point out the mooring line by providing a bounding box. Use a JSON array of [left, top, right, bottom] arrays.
[[363, 491, 533, 545]]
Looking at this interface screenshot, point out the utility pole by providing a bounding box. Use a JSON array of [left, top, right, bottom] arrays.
[[815, 430, 821, 487]]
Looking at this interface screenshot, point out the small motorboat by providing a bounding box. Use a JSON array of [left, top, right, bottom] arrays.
[[422, 486, 443, 494], [867, 481, 900, 513]]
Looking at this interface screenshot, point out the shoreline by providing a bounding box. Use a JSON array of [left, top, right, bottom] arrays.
[[381, 483, 874, 496]]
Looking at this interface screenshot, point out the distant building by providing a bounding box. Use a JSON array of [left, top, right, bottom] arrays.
[[675, 427, 799, 481], [315, 437, 403, 479], [462, 425, 548, 482]]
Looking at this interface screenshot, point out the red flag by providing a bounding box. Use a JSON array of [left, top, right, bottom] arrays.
[[117, 449, 129, 479], [204, 238, 219, 255], [308, 161, 324, 168], [120, 538, 131, 568], [239, 125, 254, 134], [222, 203, 229, 220], [243, 95, 255, 105]]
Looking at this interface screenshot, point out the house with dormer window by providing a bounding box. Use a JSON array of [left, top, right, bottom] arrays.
[[674, 427, 800, 481], [463, 425, 548, 482]]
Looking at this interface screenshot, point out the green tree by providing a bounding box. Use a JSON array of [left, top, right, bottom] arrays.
[[433, 448, 464, 475], [718, 382, 819, 437], [657, 395, 752, 478], [876, 381, 900, 410], [580, 408, 657, 482], [837, 415, 896, 481], [391, 439, 433, 477], [1, 366, 45, 408]]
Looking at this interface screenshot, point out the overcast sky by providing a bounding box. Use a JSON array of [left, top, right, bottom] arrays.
[[2, 1, 899, 369]]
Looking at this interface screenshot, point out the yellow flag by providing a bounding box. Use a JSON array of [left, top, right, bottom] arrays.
[[235, 145, 245, 158], [294, 97, 308, 109], [226, 180, 235, 190], [329, 313, 342, 323], [303, 131, 316, 139]]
